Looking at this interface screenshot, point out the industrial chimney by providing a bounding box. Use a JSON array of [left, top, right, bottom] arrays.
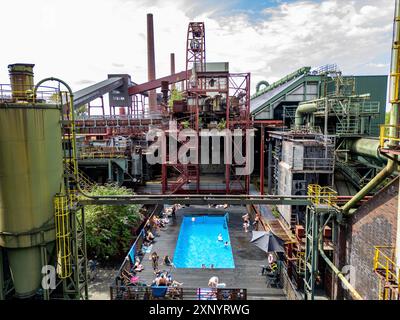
[[147, 13, 157, 114], [170, 53, 175, 90]]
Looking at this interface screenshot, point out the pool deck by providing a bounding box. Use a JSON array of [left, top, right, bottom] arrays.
[[137, 205, 286, 300]]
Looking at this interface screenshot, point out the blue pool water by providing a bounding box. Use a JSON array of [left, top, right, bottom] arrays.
[[173, 215, 235, 268]]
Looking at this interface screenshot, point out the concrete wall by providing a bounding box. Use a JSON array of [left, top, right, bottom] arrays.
[[344, 177, 398, 300]]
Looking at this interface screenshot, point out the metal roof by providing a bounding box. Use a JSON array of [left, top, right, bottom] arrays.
[[250, 75, 304, 114], [73, 77, 124, 107]]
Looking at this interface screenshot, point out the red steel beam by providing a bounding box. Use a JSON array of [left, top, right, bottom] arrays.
[[128, 70, 190, 95], [230, 120, 284, 126]]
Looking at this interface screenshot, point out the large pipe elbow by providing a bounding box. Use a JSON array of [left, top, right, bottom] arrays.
[[294, 102, 317, 127], [256, 80, 270, 93]]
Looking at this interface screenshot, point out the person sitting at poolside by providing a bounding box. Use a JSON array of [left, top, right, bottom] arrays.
[[134, 256, 144, 272], [210, 264, 214, 269], [208, 276, 219, 288], [155, 216, 166, 228], [217, 233, 223, 241], [163, 255, 173, 266], [201, 264, 206, 269], [157, 274, 168, 286], [146, 230, 155, 242], [161, 215, 170, 224]]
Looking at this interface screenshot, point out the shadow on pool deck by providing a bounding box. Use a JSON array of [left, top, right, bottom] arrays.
[[136, 205, 286, 300]]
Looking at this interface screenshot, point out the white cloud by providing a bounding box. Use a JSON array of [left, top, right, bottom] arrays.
[[0, 0, 395, 94], [366, 63, 389, 68]]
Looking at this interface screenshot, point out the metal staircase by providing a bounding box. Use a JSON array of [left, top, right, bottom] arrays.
[[66, 163, 96, 191], [335, 161, 365, 190]]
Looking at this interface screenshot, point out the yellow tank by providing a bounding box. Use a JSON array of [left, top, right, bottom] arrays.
[[0, 104, 63, 298]]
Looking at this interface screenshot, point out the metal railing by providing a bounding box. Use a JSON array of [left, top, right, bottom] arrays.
[[373, 246, 399, 285], [66, 163, 96, 191], [307, 184, 337, 206], [0, 83, 60, 103], [78, 146, 126, 159], [361, 101, 380, 114], [336, 121, 360, 135], [110, 285, 247, 300], [302, 158, 335, 171]]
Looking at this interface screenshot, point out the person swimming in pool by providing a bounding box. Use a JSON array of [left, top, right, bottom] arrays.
[[217, 233, 223, 241], [224, 241, 229, 247]]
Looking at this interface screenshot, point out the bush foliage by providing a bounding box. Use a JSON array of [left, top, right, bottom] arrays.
[[83, 184, 144, 260]]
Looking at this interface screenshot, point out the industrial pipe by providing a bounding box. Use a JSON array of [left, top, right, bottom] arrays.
[[394, 0, 400, 279], [318, 246, 363, 300], [348, 138, 387, 163], [255, 80, 269, 93], [294, 102, 318, 127], [342, 0, 400, 214]]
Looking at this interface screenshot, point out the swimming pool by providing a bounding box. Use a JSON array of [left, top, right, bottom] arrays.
[[173, 215, 235, 268]]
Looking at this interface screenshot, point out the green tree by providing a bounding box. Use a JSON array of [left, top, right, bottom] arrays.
[[82, 184, 144, 261], [217, 119, 226, 131], [168, 88, 183, 109]]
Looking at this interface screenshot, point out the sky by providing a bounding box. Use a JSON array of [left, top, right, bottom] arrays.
[[0, 0, 395, 94]]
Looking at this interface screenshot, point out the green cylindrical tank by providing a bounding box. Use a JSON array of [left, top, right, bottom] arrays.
[[0, 104, 63, 298], [8, 63, 35, 101]]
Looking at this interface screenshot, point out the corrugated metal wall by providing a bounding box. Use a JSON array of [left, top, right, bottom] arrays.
[[353, 75, 388, 137]]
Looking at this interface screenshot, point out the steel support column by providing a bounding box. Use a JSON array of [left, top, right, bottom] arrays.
[[260, 125, 265, 195], [267, 139, 273, 194], [0, 248, 4, 300], [304, 205, 318, 300]]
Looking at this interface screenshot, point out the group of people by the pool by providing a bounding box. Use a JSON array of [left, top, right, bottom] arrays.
[[127, 204, 262, 291], [124, 204, 185, 288], [242, 212, 261, 232]]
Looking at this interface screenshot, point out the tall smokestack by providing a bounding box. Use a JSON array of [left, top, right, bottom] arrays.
[[147, 13, 157, 113], [170, 53, 175, 90]]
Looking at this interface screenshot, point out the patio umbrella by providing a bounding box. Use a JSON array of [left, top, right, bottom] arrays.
[[250, 231, 285, 253]]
